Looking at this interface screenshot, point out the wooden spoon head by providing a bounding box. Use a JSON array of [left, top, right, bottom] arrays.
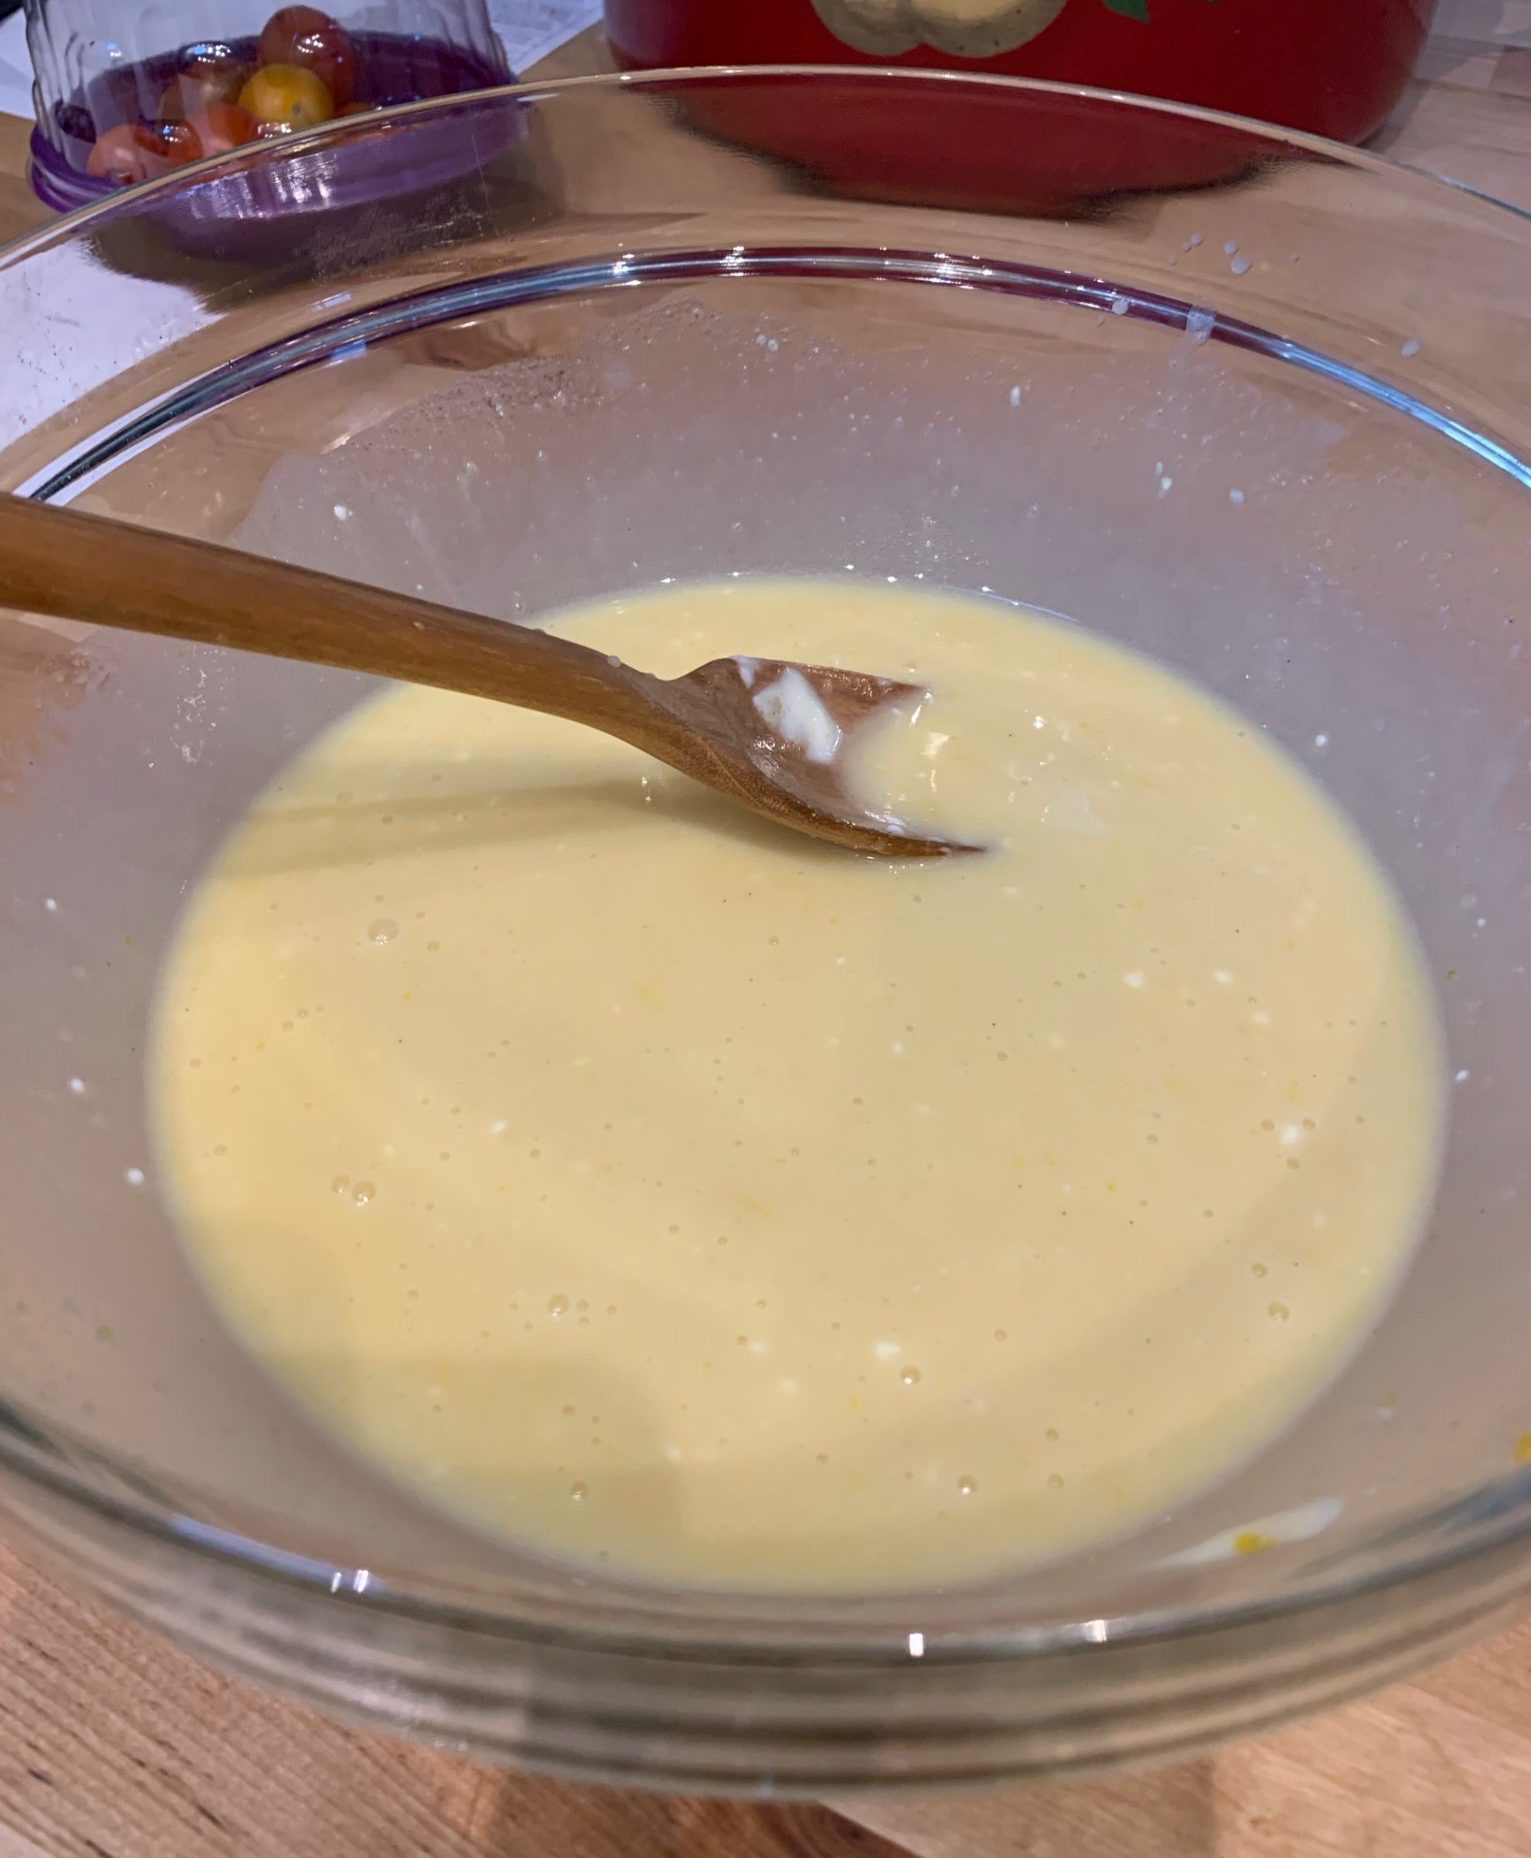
[[667, 655, 980, 858]]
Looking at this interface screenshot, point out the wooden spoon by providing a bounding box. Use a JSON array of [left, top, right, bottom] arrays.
[[0, 497, 974, 857]]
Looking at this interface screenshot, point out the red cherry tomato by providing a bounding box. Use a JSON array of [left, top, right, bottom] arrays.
[[187, 102, 261, 155], [87, 123, 158, 185], [258, 7, 357, 108], [85, 119, 200, 186], [158, 45, 250, 121], [239, 63, 335, 131]]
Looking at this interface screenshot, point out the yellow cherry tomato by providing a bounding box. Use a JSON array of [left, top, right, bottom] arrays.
[[238, 62, 334, 132]]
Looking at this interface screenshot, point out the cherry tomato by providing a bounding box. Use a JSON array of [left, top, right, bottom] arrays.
[[238, 63, 335, 132], [186, 102, 261, 155], [86, 119, 200, 186], [158, 44, 250, 120], [258, 7, 357, 108]]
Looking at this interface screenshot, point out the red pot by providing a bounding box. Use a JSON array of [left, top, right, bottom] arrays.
[[604, 0, 1435, 210], [605, 0, 1434, 145]]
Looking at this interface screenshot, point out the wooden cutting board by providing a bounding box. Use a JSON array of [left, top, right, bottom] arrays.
[[2, 7, 1529, 1853]]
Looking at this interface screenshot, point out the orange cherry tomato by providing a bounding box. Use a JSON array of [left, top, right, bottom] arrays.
[[238, 63, 335, 132], [187, 102, 261, 155], [258, 7, 357, 108], [158, 46, 250, 121], [86, 119, 200, 186]]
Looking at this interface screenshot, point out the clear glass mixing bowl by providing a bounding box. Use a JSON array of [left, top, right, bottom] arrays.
[[2, 69, 1531, 1793]]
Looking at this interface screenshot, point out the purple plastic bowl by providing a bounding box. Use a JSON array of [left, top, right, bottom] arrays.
[[28, 30, 514, 256]]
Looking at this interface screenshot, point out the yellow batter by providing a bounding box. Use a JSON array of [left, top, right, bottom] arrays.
[[152, 579, 1443, 1591]]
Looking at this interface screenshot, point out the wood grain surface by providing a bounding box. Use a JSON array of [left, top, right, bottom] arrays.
[[0, 112, 42, 248], [4, 7, 1531, 1855]]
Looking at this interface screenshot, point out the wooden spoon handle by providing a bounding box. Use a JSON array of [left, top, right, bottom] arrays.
[[0, 495, 667, 743]]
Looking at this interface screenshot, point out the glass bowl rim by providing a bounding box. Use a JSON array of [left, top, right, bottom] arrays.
[[7, 59, 1531, 269], [3, 62, 1530, 1666]]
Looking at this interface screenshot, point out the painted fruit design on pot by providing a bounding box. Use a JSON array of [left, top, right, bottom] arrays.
[[809, 0, 1070, 57]]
